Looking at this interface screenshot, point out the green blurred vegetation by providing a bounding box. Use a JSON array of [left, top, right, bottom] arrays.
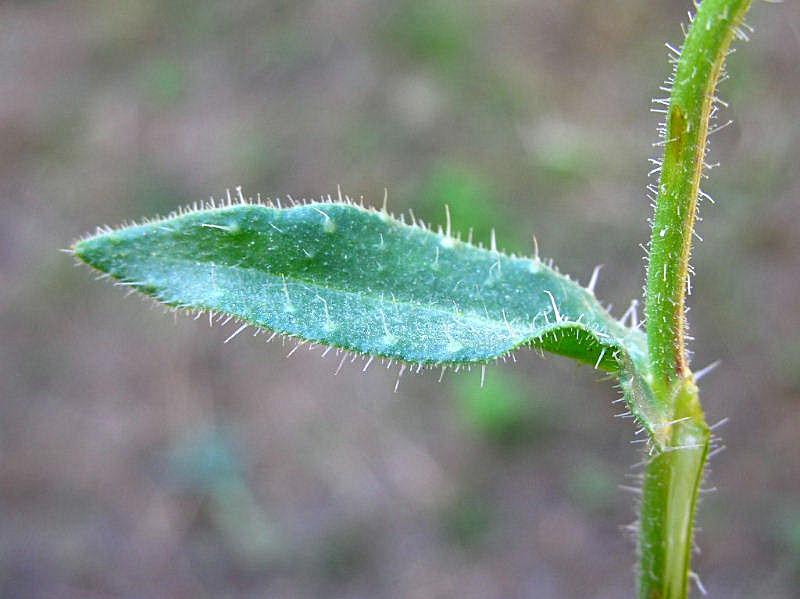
[[454, 370, 543, 447], [383, 0, 476, 68]]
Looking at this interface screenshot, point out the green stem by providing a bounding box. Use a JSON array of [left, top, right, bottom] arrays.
[[645, 0, 752, 385], [640, 1, 752, 598], [639, 380, 710, 599]]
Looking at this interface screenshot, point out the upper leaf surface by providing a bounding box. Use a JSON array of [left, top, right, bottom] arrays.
[[74, 202, 668, 441], [75, 202, 641, 365], [75, 204, 642, 369]]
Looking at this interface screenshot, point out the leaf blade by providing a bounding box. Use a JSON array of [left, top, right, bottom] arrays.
[[74, 202, 668, 441], [75, 203, 630, 361]]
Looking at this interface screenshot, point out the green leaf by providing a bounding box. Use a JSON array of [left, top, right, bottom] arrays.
[[73, 200, 668, 442]]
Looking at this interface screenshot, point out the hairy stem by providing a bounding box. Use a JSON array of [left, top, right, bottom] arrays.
[[640, 1, 752, 598], [646, 0, 751, 385], [639, 380, 710, 599]]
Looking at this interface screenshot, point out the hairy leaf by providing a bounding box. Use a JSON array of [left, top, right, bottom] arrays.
[[73, 201, 668, 441]]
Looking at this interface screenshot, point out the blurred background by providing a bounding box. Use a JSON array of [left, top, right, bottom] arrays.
[[1, 1, 799, 597]]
